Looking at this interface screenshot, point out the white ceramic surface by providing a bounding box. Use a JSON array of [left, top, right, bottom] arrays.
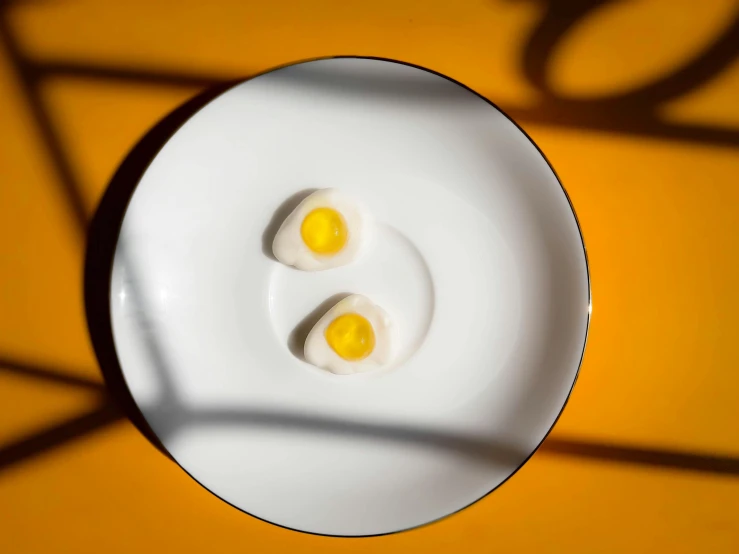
[[110, 57, 590, 537]]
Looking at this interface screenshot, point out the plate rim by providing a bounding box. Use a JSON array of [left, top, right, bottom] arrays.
[[86, 54, 592, 538]]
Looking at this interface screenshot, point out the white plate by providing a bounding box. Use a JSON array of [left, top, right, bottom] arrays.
[[110, 57, 590, 537]]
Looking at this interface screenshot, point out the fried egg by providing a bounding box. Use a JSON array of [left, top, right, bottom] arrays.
[[272, 189, 371, 271], [304, 294, 397, 375]]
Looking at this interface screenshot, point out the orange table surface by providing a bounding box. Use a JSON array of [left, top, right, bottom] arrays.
[[1, 1, 738, 552]]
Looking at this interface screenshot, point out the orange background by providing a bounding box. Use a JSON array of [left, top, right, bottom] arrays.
[[1, 0, 739, 552]]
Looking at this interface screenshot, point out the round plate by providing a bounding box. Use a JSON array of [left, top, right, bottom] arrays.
[[109, 57, 590, 537]]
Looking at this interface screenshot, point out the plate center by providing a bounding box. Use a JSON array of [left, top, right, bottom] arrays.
[[267, 224, 435, 372]]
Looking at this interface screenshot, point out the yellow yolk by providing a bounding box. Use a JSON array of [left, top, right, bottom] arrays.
[[300, 207, 348, 255], [325, 313, 375, 361]]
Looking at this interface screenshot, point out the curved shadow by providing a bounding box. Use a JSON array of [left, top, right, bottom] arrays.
[[521, 0, 739, 107], [521, 0, 614, 97]]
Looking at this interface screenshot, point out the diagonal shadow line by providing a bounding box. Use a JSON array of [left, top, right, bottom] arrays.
[[150, 406, 530, 466], [0, 13, 88, 236], [144, 403, 739, 477], [541, 437, 739, 476], [0, 356, 105, 391], [0, 401, 124, 472], [34, 57, 739, 148], [506, 105, 739, 147], [37, 60, 228, 89]]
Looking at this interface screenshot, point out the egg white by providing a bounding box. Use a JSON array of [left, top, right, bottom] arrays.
[[304, 294, 397, 375], [272, 188, 371, 271]]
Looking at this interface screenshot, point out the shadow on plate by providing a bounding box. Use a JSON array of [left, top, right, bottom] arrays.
[[84, 80, 242, 457], [84, 76, 531, 471]]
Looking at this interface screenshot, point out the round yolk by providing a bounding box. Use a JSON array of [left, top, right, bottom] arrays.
[[300, 207, 348, 255], [325, 313, 375, 361]]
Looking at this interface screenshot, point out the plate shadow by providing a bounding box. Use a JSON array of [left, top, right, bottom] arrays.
[[84, 80, 241, 457]]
